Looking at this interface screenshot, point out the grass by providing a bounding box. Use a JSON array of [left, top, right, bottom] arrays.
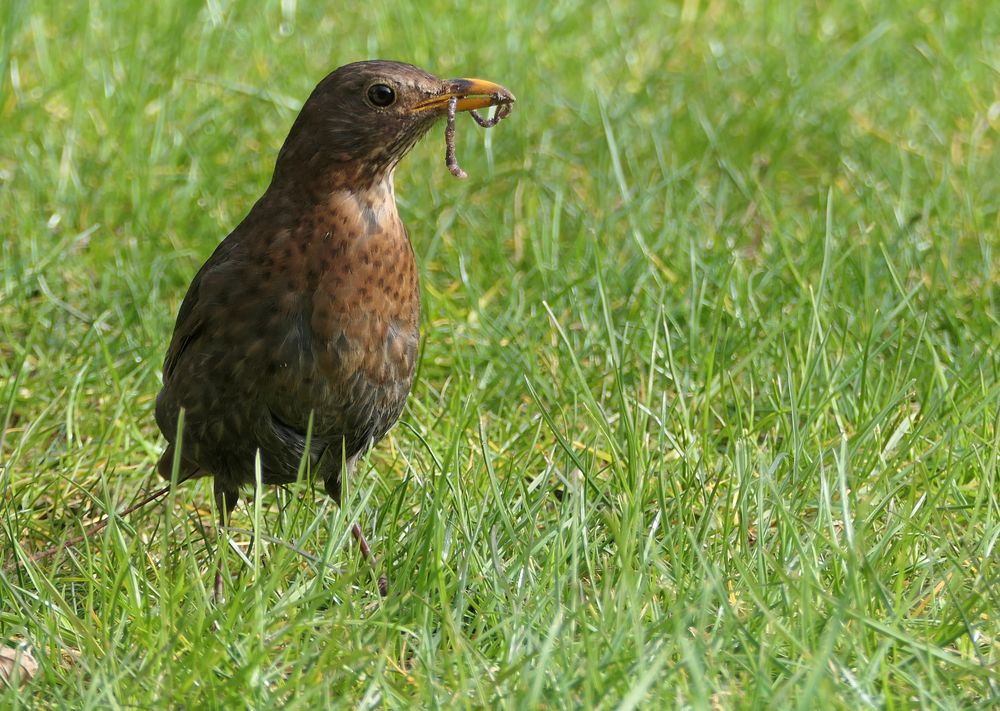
[[1, 0, 998, 706]]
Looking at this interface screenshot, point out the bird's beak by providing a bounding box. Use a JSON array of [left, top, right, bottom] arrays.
[[414, 78, 516, 113]]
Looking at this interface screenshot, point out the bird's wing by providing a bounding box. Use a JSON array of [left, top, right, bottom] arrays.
[[161, 238, 241, 382]]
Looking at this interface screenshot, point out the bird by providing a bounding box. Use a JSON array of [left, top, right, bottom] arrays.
[[154, 60, 514, 597]]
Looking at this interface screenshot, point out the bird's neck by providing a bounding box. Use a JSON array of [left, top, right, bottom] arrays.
[[257, 171, 400, 240], [271, 136, 400, 198], [324, 180, 401, 239]]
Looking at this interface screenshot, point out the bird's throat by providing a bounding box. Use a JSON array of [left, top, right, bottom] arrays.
[[324, 180, 400, 243]]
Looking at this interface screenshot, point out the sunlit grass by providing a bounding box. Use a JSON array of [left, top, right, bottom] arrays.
[[1, 0, 998, 706]]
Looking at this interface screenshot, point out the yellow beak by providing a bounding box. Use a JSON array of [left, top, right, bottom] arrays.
[[414, 77, 516, 113]]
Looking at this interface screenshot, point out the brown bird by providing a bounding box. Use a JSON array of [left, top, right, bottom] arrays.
[[154, 60, 514, 596]]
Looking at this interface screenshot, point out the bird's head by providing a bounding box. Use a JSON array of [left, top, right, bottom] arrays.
[[273, 60, 515, 190]]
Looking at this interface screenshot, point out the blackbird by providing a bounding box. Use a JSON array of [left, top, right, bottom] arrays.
[[154, 60, 514, 595]]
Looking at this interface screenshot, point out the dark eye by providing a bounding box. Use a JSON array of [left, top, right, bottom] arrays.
[[367, 83, 396, 108]]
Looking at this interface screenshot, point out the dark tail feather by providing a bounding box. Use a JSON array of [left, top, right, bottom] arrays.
[[157, 443, 204, 481]]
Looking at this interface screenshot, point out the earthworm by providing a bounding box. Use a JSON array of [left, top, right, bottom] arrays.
[[445, 96, 513, 178], [445, 96, 468, 179]]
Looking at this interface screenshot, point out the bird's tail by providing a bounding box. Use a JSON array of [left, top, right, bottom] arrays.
[[156, 443, 205, 481]]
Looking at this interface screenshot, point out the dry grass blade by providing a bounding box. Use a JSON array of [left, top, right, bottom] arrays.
[[0, 644, 39, 688]]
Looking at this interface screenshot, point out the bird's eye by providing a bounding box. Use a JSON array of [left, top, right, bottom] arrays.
[[367, 84, 396, 108]]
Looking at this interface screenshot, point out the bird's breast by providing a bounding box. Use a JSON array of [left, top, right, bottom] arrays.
[[303, 196, 420, 387]]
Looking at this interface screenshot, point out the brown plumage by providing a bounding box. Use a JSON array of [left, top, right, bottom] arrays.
[[154, 60, 514, 595]]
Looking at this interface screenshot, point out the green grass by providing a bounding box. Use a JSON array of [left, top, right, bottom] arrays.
[[2, 0, 998, 706]]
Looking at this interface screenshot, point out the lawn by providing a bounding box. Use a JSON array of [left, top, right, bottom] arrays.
[[1, 0, 998, 707]]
